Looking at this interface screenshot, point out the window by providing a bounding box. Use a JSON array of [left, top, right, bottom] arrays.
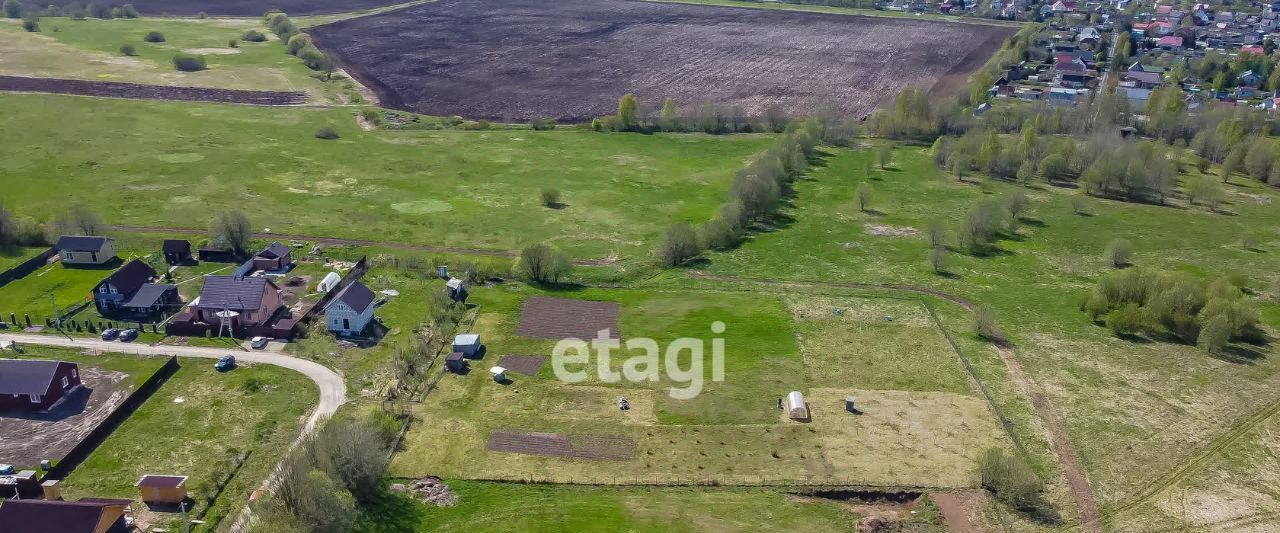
[[28, 394, 41, 404], [99, 285, 108, 294], [71, 369, 77, 378], [61, 377, 69, 389], [63, 252, 73, 261]]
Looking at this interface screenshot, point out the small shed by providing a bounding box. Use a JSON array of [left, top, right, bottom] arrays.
[[137, 474, 188, 504], [162, 239, 193, 265], [489, 366, 507, 382], [317, 272, 342, 293], [453, 334, 482, 357], [784, 391, 809, 420], [445, 352, 466, 373], [446, 277, 468, 303]]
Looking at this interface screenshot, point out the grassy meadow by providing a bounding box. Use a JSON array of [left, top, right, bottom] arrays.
[[0, 94, 772, 261]]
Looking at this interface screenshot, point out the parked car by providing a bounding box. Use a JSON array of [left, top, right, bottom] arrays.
[[119, 329, 139, 342], [215, 355, 236, 372], [100, 328, 120, 341], [250, 336, 269, 350]]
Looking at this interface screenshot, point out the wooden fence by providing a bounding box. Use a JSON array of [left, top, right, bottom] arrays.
[[0, 245, 58, 289]]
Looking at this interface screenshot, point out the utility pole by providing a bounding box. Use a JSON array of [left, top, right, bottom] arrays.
[[50, 294, 59, 329]]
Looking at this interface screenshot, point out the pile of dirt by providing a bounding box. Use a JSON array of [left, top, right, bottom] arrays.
[[400, 476, 458, 507]]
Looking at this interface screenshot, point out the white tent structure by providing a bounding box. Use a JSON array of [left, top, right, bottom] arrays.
[[784, 390, 809, 420], [489, 366, 507, 382], [316, 272, 342, 293]]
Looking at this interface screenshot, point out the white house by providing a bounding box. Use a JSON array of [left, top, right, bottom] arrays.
[[325, 281, 376, 336], [57, 236, 117, 266]]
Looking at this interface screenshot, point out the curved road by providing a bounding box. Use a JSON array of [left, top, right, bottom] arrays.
[[0, 332, 346, 532]]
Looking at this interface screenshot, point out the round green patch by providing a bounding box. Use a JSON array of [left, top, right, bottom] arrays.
[[392, 199, 454, 214], [155, 153, 205, 163]]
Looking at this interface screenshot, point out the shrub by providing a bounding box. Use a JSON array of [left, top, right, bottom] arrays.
[[241, 29, 268, 42], [118, 3, 137, 17], [143, 31, 165, 43], [1070, 195, 1088, 215], [927, 219, 945, 248], [21, 17, 38, 31], [877, 145, 892, 169], [529, 117, 557, 130], [3, 0, 20, 18], [517, 243, 571, 284], [171, 53, 206, 72], [856, 182, 872, 212], [86, 1, 111, 18], [1242, 233, 1258, 251], [228, 39, 238, 48], [978, 448, 1044, 510], [973, 306, 999, 341], [929, 246, 948, 274], [1104, 238, 1132, 268], [119, 43, 136, 56], [655, 223, 702, 267], [314, 126, 339, 140], [1106, 302, 1146, 336], [700, 218, 739, 250], [540, 188, 561, 208], [286, 33, 312, 55]]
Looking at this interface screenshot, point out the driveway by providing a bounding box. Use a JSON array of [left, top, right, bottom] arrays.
[[0, 332, 346, 532]]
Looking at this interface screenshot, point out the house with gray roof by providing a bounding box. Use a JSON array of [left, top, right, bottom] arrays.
[[93, 259, 157, 315], [0, 497, 132, 533], [325, 281, 376, 336], [191, 275, 283, 328], [0, 359, 81, 411], [252, 241, 293, 272], [56, 235, 116, 266]]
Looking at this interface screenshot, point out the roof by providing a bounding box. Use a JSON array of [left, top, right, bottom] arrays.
[[0, 498, 129, 533], [197, 276, 275, 311], [0, 359, 72, 396], [1158, 35, 1184, 46], [136, 474, 187, 489], [255, 241, 290, 259], [103, 259, 156, 295], [454, 333, 480, 346], [331, 281, 375, 312], [56, 235, 109, 252], [162, 239, 190, 253], [1124, 71, 1163, 83], [122, 283, 176, 309]]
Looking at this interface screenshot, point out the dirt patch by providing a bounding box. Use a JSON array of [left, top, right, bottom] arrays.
[[487, 430, 635, 460], [309, 0, 1015, 121], [516, 296, 620, 340], [0, 75, 307, 105], [184, 48, 240, 55], [496, 355, 546, 376], [0, 366, 131, 466], [931, 491, 989, 533], [863, 224, 920, 237], [396, 476, 459, 507]]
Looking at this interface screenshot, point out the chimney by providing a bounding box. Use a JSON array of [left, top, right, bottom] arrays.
[[42, 480, 62, 501]]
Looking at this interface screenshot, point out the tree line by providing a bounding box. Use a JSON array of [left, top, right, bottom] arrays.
[[594, 93, 858, 138], [265, 11, 336, 77], [4, 0, 138, 20]]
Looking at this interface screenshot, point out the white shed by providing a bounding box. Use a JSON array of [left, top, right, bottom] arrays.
[[784, 391, 810, 420], [453, 333, 481, 356], [489, 366, 507, 382], [317, 272, 342, 293]]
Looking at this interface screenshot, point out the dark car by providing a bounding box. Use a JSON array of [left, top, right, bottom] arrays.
[[119, 329, 139, 342], [100, 328, 120, 341], [215, 355, 236, 372]]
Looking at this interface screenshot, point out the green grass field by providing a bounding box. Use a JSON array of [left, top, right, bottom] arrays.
[[46, 351, 315, 532], [391, 283, 1007, 489], [0, 94, 772, 261], [0, 17, 346, 98]]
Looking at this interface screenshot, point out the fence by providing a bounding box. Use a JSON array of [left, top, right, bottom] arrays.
[[0, 246, 58, 289], [297, 256, 369, 329], [42, 356, 180, 482]]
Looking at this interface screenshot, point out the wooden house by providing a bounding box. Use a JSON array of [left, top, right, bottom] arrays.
[[56, 236, 116, 266], [0, 359, 81, 411]]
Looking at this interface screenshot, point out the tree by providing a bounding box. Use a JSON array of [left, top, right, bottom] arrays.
[[1038, 152, 1070, 182], [1220, 148, 1244, 183], [973, 306, 1000, 341], [518, 243, 571, 284], [1243, 138, 1274, 180], [21, 15, 38, 31], [242, 29, 268, 42], [1187, 176, 1225, 211], [1004, 190, 1030, 221], [699, 218, 738, 250], [655, 223, 702, 267], [617, 93, 638, 130], [659, 98, 678, 131], [1071, 195, 1088, 215], [929, 246, 948, 274], [927, 218, 946, 248], [286, 33, 312, 56], [56, 205, 102, 236], [877, 145, 892, 169], [209, 210, 251, 256], [3, 0, 20, 18], [1016, 160, 1037, 185], [1197, 314, 1231, 353], [313, 418, 390, 505], [856, 183, 872, 212], [1106, 302, 1146, 336], [1105, 238, 1132, 268], [143, 30, 165, 42]]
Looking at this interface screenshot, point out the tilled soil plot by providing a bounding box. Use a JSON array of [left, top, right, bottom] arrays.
[[487, 430, 636, 460], [19, 0, 406, 16], [516, 296, 620, 340], [496, 355, 547, 376], [0, 367, 130, 466], [0, 76, 308, 106], [309, 0, 1015, 121]]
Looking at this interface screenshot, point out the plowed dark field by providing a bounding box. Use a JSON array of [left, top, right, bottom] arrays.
[[0, 75, 307, 105], [20, 0, 406, 16], [516, 297, 620, 340], [309, 0, 1015, 121]]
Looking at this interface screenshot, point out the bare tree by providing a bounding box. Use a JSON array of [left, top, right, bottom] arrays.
[[210, 210, 252, 256], [56, 204, 103, 236], [518, 243, 571, 283]]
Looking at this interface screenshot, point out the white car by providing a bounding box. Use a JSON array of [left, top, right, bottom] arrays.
[[250, 336, 269, 350]]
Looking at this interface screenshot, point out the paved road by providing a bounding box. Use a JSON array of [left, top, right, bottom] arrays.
[[0, 332, 347, 532]]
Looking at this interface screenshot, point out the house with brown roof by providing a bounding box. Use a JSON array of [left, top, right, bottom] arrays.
[[191, 276, 283, 328], [0, 497, 132, 533], [0, 359, 81, 411], [251, 242, 293, 273]]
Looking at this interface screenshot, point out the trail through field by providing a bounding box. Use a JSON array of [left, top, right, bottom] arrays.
[[685, 272, 1103, 533]]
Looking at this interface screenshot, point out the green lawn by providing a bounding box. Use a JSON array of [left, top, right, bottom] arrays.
[[50, 351, 316, 532], [0, 94, 772, 261], [696, 142, 1280, 527], [0, 246, 45, 274], [0, 260, 112, 319], [360, 482, 883, 532], [0, 17, 345, 98]]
